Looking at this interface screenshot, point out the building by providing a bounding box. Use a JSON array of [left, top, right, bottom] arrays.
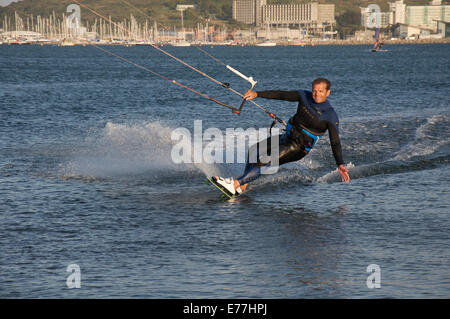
[[262, 3, 336, 26], [318, 4, 335, 25], [405, 2, 450, 31], [232, 0, 256, 25], [353, 30, 376, 41], [262, 3, 317, 26], [232, 0, 335, 34], [436, 20, 450, 37], [232, 0, 266, 26], [255, 0, 266, 26], [389, 0, 407, 24], [256, 27, 305, 41], [361, 0, 450, 35], [1, 31, 42, 41], [392, 23, 443, 39]]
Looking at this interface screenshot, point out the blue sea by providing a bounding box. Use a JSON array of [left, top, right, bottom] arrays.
[[0, 43, 449, 298]]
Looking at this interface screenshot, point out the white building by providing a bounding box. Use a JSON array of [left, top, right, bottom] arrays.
[[361, 0, 450, 36], [1, 31, 42, 41], [405, 1, 450, 31], [233, 0, 335, 32], [232, 0, 256, 24], [389, 0, 407, 24], [256, 27, 306, 41], [232, 0, 267, 26], [353, 30, 375, 41]]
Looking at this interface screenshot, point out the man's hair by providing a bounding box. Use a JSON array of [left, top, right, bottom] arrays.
[[312, 78, 331, 90]]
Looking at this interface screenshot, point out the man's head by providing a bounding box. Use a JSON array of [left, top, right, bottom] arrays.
[[312, 78, 331, 104]]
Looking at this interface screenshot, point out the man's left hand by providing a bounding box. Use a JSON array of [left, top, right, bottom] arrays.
[[338, 164, 350, 183]]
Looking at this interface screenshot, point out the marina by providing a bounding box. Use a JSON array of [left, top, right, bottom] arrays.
[[1, 4, 449, 47]]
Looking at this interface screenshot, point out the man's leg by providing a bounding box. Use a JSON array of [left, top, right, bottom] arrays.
[[235, 134, 307, 191], [215, 134, 308, 194], [215, 136, 272, 194]]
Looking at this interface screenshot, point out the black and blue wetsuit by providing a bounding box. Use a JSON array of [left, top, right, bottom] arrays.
[[236, 89, 344, 185]]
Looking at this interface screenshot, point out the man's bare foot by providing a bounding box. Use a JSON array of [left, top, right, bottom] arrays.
[[234, 180, 248, 193]]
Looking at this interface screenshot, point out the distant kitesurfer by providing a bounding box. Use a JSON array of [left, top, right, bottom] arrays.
[[212, 77, 350, 196]]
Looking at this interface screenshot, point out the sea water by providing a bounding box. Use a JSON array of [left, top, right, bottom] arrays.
[[0, 43, 449, 298]]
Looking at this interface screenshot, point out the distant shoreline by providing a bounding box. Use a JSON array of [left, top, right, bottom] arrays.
[[307, 38, 450, 46], [1, 38, 449, 47]]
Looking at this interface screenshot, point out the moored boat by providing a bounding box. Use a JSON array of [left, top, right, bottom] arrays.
[[256, 42, 276, 47]]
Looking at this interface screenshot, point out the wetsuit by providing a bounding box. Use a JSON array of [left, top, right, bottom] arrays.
[[237, 90, 344, 185]]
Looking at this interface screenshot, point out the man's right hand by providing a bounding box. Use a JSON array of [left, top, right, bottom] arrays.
[[244, 90, 257, 101]]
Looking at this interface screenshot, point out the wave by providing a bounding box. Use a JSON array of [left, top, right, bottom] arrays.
[[393, 114, 450, 161], [58, 113, 449, 187], [59, 121, 220, 181], [58, 121, 273, 182]]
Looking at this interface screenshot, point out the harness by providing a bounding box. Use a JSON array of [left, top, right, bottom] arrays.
[[286, 120, 323, 152]]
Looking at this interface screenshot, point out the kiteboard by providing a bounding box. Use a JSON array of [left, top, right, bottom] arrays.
[[206, 177, 235, 200]]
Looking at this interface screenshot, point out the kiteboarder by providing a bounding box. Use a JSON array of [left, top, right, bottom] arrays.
[[212, 77, 350, 196]]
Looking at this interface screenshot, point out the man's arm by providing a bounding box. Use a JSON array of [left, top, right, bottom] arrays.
[[327, 122, 350, 183], [244, 90, 301, 102]]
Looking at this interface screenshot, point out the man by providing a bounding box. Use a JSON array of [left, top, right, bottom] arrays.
[[213, 77, 350, 196]]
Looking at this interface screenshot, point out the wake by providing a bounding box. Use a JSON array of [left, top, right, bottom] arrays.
[[58, 113, 449, 187], [59, 121, 220, 181]]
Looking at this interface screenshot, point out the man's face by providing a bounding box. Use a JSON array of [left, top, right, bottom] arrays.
[[312, 82, 330, 104]]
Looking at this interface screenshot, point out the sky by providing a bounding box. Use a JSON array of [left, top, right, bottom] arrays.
[[0, 0, 23, 7]]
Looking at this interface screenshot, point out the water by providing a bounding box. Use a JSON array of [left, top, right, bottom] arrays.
[[0, 44, 449, 298]]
